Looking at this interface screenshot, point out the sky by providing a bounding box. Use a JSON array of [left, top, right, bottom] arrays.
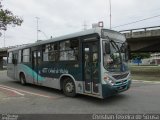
[[0, 0, 160, 48]]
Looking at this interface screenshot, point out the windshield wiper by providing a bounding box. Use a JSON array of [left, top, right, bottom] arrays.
[[120, 42, 125, 52], [110, 40, 118, 51], [110, 40, 122, 64]]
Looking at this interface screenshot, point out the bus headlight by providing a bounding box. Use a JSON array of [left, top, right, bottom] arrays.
[[108, 79, 115, 86], [104, 74, 109, 81], [104, 74, 115, 86], [127, 74, 132, 81]]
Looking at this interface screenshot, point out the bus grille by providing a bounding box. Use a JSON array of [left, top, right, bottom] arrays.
[[112, 73, 129, 80]]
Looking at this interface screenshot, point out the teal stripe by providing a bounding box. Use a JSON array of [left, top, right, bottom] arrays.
[[20, 64, 44, 81]]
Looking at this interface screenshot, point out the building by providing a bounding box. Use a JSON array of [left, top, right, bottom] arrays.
[[150, 53, 160, 65]]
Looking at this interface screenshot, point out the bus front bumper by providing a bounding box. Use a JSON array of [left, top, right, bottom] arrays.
[[102, 80, 131, 98]]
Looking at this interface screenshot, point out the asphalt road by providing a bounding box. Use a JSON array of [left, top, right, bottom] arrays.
[[0, 70, 160, 114]]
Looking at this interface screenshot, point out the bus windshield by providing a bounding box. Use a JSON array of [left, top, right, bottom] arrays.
[[103, 40, 129, 72]]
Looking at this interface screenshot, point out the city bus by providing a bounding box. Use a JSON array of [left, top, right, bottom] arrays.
[[7, 28, 131, 99]]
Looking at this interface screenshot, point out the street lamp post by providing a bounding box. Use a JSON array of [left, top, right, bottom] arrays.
[[109, 0, 112, 29], [3, 30, 5, 47], [35, 17, 40, 41], [38, 30, 48, 39]]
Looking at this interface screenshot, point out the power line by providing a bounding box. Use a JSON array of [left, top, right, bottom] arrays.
[[124, 7, 160, 19], [113, 14, 160, 29]]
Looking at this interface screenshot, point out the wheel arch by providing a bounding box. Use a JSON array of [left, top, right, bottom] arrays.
[[59, 74, 76, 90], [19, 71, 26, 80]]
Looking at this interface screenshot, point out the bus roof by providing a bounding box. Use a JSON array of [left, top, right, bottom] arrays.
[[8, 28, 123, 52]]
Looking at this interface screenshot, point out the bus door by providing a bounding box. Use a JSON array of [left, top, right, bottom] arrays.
[[13, 53, 18, 79], [32, 50, 41, 84], [82, 41, 100, 95]]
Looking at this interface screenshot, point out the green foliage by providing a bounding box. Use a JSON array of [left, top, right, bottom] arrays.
[[131, 53, 151, 59], [0, 0, 23, 31]]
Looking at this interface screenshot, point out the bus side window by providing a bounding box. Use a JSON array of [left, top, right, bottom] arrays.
[[22, 49, 30, 63], [70, 39, 79, 61], [60, 41, 68, 61], [8, 52, 13, 64], [18, 50, 21, 63], [12, 53, 18, 65], [59, 39, 79, 61], [43, 43, 59, 62]]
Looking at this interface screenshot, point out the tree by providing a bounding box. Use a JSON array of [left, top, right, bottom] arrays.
[[130, 53, 150, 66], [0, 0, 23, 32], [131, 53, 151, 60]]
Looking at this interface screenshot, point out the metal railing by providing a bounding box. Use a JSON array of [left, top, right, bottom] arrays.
[[0, 43, 31, 51], [119, 26, 160, 33], [119, 26, 160, 38]]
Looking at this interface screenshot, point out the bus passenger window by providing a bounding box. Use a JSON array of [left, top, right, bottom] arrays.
[[8, 52, 13, 64], [18, 50, 21, 63], [70, 40, 79, 61], [43, 52, 48, 61], [43, 43, 59, 62], [22, 49, 30, 63], [60, 39, 79, 61]]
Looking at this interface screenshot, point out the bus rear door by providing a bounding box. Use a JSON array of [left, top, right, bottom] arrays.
[[13, 52, 18, 80], [32, 50, 42, 84]]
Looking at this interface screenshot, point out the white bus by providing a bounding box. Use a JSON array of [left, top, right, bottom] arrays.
[[7, 28, 131, 99]]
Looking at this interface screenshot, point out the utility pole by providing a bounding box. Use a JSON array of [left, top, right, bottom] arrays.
[[83, 21, 88, 30], [109, 0, 112, 29], [35, 17, 40, 41], [3, 30, 5, 47]]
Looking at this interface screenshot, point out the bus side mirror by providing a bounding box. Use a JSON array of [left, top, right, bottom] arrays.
[[105, 43, 110, 54]]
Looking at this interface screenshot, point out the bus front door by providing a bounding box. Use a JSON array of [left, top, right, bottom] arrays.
[[83, 41, 100, 95], [32, 51, 41, 84]]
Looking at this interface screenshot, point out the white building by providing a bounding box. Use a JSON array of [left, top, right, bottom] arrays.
[[150, 53, 160, 65], [142, 53, 160, 65]]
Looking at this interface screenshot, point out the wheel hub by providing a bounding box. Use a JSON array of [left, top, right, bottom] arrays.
[[65, 82, 74, 93]]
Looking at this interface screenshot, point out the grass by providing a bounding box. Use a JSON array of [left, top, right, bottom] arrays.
[[131, 74, 160, 81], [130, 65, 160, 81]]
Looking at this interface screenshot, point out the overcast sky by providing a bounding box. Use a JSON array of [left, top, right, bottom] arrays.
[[0, 0, 160, 47]]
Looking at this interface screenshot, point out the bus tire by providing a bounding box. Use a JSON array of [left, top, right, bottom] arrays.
[[62, 77, 76, 97], [20, 73, 26, 85]]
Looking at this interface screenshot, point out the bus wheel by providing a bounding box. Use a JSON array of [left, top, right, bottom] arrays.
[[63, 78, 76, 97], [20, 73, 26, 85]]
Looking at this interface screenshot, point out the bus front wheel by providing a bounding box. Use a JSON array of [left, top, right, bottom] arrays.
[[62, 78, 76, 97], [20, 73, 26, 85]]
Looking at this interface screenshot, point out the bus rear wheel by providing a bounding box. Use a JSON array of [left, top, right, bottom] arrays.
[[20, 73, 26, 85], [62, 78, 76, 97]]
